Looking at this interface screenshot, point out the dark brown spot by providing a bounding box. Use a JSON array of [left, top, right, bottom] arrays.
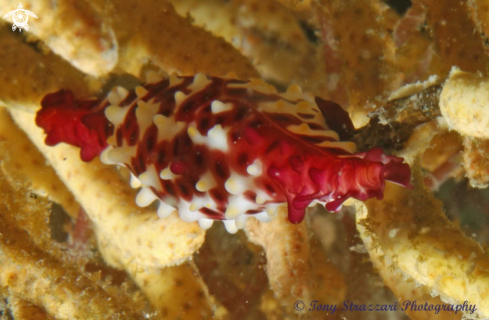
[[179, 183, 189, 196], [138, 156, 146, 172], [182, 102, 193, 113], [298, 113, 314, 119], [308, 123, 323, 130], [164, 181, 175, 196], [301, 136, 328, 143], [215, 161, 226, 178], [157, 150, 165, 164], [246, 209, 262, 214], [235, 107, 248, 120], [210, 189, 224, 202], [105, 123, 114, 137], [195, 152, 204, 167], [200, 207, 222, 217], [173, 138, 180, 156], [215, 116, 224, 125], [199, 118, 209, 131], [146, 136, 154, 151], [184, 134, 192, 146], [116, 129, 123, 146], [238, 152, 248, 167]]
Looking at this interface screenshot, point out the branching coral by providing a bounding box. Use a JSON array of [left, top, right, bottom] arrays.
[[356, 169, 489, 319], [11, 109, 205, 268], [0, 0, 118, 77], [0, 169, 153, 319], [245, 205, 346, 317]]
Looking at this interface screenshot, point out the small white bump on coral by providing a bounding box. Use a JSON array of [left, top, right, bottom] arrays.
[[138, 165, 160, 189], [224, 206, 240, 220], [249, 78, 277, 94], [233, 211, 273, 230], [106, 135, 117, 147], [195, 171, 216, 192], [265, 203, 281, 219], [157, 200, 176, 219], [187, 124, 206, 145], [211, 100, 233, 114], [154, 114, 185, 141], [107, 86, 129, 105], [207, 124, 229, 152], [235, 214, 248, 230], [188, 73, 212, 91], [159, 167, 176, 180], [255, 190, 272, 205], [246, 160, 262, 176], [177, 200, 206, 223], [224, 172, 250, 195], [145, 71, 165, 84], [188, 124, 230, 152], [174, 91, 187, 109], [135, 187, 158, 207], [281, 84, 303, 100], [296, 100, 312, 111], [136, 100, 159, 133], [135, 86, 148, 98], [106, 146, 137, 165], [198, 218, 214, 229], [130, 172, 142, 188], [168, 73, 183, 87], [223, 220, 238, 234], [189, 194, 216, 212], [105, 105, 130, 127], [225, 194, 260, 220], [99, 146, 114, 165]]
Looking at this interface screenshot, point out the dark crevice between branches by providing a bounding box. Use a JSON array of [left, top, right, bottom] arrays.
[[351, 85, 442, 154]]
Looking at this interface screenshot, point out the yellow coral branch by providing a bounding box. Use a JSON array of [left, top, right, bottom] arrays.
[[356, 170, 489, 318], [10, 110, 205, 268], [7, 296, 55, 320], [102, 0, 259, 79], [0, 175, 151, 320], [0, 107, 79, 217], [97, 233, 215, 318], [0, 0, 118, 77], [462, 136, 489, 188], [0, 27, 95, 111], [440, 68, 489, 139], [245, 205, 345, 317]]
